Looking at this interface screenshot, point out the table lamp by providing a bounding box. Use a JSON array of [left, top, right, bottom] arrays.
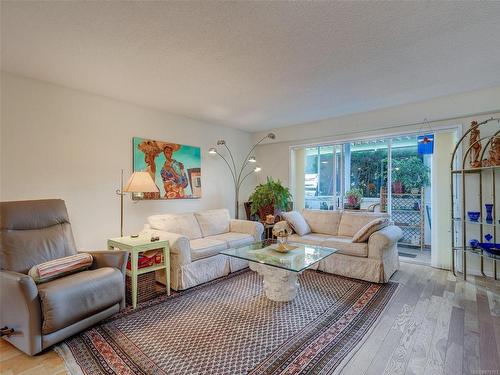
[[117, 170, 159, 236]]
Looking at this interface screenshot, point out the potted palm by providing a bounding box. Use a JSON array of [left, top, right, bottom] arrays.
[[249, 177, 292, 220]]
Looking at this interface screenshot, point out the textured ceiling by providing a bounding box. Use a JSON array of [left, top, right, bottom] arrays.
[[2, 2, 500, 132]]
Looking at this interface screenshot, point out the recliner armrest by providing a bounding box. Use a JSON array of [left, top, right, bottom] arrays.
[[140, 228, 192, 265], [80, 250, 128, 275], [0, 270, 42, 355], [367, 225, 403, 259], [230, 219, 264, 241]]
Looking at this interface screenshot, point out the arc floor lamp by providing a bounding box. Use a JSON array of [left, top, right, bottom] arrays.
[[209, 132, 275, 219]]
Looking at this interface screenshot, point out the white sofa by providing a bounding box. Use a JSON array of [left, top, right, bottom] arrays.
[[141, 208, 264, 290], [284, 209, 403, 283]]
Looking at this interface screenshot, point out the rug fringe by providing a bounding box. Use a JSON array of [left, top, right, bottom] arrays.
[[54, 343, 84, 375]]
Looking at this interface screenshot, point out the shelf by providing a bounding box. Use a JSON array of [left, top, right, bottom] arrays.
[[126, 263, 166, 276], [392, 209, 420, 213], [452, 218, 500, 227], [451, 165, 500, 174], [453, 247, 500, 261]]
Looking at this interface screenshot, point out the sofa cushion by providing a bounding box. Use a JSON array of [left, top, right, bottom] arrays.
[[282, 211, 311, 236], [28, 253, 93, 284], [289, 233, 331, 246], [352, 217, 390, 243], [37, 267, 123, 334], [209, 232, 254, 248], [194, 209, 230, 237], [190, 238, 228, 261], [302, 209, 342, 236], [338, 211, 388, 237], [148, 213, 202, 240], [320, 236, 369, 257]]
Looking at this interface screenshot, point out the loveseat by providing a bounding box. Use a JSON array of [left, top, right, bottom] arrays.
[[283, 209, 402, 283], [141, 208, 263, 290]]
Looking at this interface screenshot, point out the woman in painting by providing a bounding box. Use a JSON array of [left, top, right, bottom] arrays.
[[138, 140, 161, 199], [157, 142, 189, 199]]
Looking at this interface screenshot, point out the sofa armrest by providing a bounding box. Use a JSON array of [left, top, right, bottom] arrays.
[[0, 270, 42, 355], [80, 250, 128, 275], [367, 225, 403, 259], [230, 219, 264, 241], [140, 228, 192, 265]]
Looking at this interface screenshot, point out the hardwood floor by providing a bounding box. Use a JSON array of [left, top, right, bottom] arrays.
[[0, 262, 498, 375]]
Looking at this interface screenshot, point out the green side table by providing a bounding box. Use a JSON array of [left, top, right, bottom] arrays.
[[107, 236, 170, 309]]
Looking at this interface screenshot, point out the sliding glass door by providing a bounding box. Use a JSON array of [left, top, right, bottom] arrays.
[[296, 132, 434, 258]]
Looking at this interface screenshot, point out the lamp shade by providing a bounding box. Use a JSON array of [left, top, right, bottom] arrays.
[[123, 172, 159, 193]]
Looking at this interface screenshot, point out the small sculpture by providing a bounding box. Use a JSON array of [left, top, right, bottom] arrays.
[[488, 136, 500, 166], [469, 121, 482, 168]]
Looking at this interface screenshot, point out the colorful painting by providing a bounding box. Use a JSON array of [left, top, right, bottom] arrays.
[[133, 137, 201, 199]]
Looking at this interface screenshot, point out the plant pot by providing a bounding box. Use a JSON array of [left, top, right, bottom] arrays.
[[258, 204, 275, 221], [392, 181, 403, 194], [344, 204, 361, 210]]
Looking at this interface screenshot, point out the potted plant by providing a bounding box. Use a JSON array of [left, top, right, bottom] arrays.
[[249, 177, 292, 220], [392, 157, 430, 193], [344, 188, 363, 209]]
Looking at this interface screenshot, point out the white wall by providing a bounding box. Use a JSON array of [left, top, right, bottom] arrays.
[[0, 73, 255, 249]]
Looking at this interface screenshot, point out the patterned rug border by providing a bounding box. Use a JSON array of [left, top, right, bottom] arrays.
[[56, 269, 399, 375]]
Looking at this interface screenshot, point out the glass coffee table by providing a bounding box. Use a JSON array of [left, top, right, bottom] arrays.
[[220, 241, 337, 302]]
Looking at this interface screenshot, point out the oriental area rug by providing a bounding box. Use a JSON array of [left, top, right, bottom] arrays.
[[57, 269, 398, 375]]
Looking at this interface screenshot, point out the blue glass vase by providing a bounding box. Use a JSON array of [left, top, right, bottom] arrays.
[[485, 204, 494, 224]]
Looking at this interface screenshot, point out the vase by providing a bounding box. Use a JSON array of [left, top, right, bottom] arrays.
[[485, 204, 494, 224]]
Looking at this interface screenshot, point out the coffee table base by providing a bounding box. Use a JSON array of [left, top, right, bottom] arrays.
[[249, 263, 299, 302]]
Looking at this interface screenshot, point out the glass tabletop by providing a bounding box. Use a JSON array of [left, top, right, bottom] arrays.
[[220, 241, 337, 273]]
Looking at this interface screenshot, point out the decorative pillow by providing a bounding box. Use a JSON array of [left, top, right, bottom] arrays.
[[352, 218, 389, 243], [282, 211, 311, 236], [28, 253, 93, 284]]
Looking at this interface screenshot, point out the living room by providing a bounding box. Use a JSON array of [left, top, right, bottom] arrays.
[[1, 2, 499, 375]]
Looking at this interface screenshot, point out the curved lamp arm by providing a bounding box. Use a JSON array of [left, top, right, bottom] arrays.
[[213, 150, 237, 185], [237, 134, 273, 184]]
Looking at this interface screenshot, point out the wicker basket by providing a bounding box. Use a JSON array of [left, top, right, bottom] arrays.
[[125, 272, 158, 305]]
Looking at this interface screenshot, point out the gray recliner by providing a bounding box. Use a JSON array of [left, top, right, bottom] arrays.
[[0, 199, 127, 355]]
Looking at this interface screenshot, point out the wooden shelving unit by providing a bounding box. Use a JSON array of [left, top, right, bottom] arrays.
[[381, 188, 425, 251]]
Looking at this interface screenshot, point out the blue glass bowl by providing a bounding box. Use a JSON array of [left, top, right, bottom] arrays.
[[478, 242, 500, 256], [467, 211, 481, 222], [469, 239, 479, 249]]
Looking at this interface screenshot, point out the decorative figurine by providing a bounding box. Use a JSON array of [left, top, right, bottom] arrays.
[[469, 121, 482, 168], [488, 135, 500, 166]]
